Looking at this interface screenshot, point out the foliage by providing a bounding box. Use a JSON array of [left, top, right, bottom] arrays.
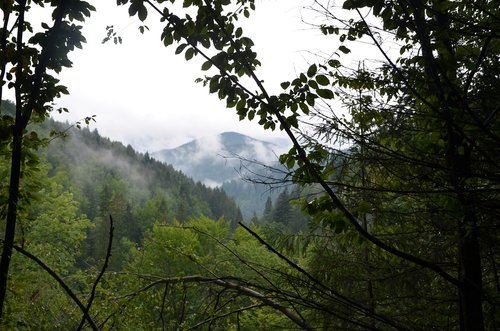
[[1, 159, 93, 329], [256, 186, 310, 236], [40, 120, 243, 266], [91, 217, 294, 330], [0, 0, 95, 319], [121, 0, 499, 329], [0, 111, 249, 327], [0, 0, 498, 328]]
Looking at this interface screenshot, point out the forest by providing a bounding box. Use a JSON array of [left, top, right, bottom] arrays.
[[1, 0, 499, 330]]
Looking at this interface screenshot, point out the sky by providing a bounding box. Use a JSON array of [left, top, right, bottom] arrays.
[[39, 0, 331, 152]]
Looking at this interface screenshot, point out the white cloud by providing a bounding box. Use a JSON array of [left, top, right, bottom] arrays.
[[190, 134, 224, 163], [248, 140, 281, 164]]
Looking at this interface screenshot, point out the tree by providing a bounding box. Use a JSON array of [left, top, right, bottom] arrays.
[[122, 0, 499, 329], [98, 217, 309, 330], [263, 196, 273, 218], [2, 160, 93, 329], [0, 0, 94, 318]]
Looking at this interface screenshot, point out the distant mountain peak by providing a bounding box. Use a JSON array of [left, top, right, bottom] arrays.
[[152, 132, 283, 186], [151, 131, 289, 220], [220, 131, 256, 141], [220, 131, 244, 137]]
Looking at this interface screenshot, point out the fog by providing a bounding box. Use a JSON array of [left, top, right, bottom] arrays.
[[153, 132, 290, 187]]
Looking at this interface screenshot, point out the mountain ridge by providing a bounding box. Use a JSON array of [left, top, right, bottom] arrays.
[[152, 131, 289, 219], [152, 131, 285, 186]]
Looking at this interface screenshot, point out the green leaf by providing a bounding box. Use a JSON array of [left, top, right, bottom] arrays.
[[308, 80, 319, 90], [317, 89, 334, 99], [235, 27, 243, 38], [185, 48, 195, 60], [236, 99, 246, 111], [328, 59, 341, 68], [299, 102, 309, 115], [201, 61, 212, 71], [227, 99, 237, 108], [316, 75, 330, 86], [240, 37, 254, 47], [307, 64, 317, 77], [342, 0, 353, 9], [209, 76, 219, 94], [338, 45, 350, 54], [248, 110, 255, 120], [128, 3, 138, 16], [306, 93, 316, 107], [201, 38, 211, 49], [175, 44, 188, 54], [280, 81, 290, 90], [287, 115, 298, 128], [163, 32, 174, 47], [137, 4, 147, 21]]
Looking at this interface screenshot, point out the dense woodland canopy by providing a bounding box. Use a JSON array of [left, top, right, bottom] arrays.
[[0, 0, 499, 330]]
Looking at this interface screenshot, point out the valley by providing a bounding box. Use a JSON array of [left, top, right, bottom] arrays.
[[153, 131, 289, 219]]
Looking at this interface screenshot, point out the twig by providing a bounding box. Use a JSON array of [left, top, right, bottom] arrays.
[[186, 303, 265, 330], [121, 275, 314, 330], [7, 242, 98, 330], [77, 215, 114, 331], [237, 222, 405, 330], [159, 283, 168, 331]]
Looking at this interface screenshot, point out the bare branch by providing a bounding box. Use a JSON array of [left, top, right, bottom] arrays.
[[186, 303, 265, 330], [77, 215, 114, 331], [121, 275, 314, 330], [7, 243, 98, 330], [237, 222, 406, 330]]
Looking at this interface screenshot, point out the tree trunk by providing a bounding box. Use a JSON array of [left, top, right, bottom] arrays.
[[0, 123, 23, 318], [0, 0, 27, 317], [458, 210, 484, 331]]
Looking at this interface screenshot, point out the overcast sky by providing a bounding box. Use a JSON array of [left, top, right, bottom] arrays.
[[37, 0, 330, 152]]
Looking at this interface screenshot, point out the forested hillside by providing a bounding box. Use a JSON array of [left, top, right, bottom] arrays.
[[49, 122, 243, 267], [0, 100, 313, 330]]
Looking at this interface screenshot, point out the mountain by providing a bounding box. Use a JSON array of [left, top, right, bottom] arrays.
[[153, 131, 285, 186], [153, 132, 289, 219]]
